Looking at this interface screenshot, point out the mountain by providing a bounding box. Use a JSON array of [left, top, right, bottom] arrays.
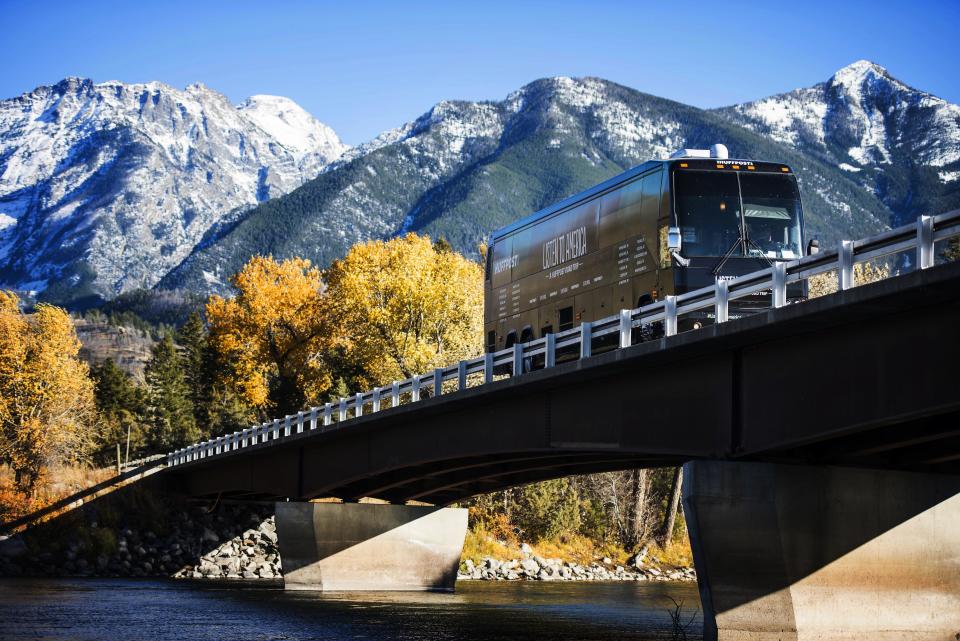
[[162, 74, 902, 294], [0, 77, 347, 305], [716, 60, 960, 226]]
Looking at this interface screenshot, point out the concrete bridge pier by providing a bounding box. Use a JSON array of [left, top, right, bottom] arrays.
[[682, 461, 960, 641], [273, 502, 467, 591]]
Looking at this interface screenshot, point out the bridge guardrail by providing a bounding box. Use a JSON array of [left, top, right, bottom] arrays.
[[167, 210, 960, 468]]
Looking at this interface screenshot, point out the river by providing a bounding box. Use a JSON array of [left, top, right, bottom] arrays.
[[0, 579, 702, 640]]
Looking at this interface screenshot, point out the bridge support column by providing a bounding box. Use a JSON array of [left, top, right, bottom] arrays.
[[682, 461, 960, 641], [274, 502, 467, 591]]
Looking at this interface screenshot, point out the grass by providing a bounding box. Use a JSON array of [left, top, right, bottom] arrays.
[[0, 464, 116, 526], [461, 525, 694, 568]]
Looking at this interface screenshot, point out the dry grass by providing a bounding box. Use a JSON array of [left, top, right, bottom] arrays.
[[649, 533, 694, 568], [461, 525, 522, 563], [461, 527, 639, 566], [0, 464, 114, 525], [531, 533, 629, 565]]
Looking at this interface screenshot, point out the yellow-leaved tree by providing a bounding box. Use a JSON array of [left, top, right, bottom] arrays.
[[326, 234, 483, 389], [0, 291, 96, 493], [206, 256, 334, 416]]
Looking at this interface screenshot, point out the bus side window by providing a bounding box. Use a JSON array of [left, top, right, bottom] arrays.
[[558, 307, 574, 332]]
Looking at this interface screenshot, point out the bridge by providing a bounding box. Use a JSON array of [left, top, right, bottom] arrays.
[[158, 211, 960, 641]]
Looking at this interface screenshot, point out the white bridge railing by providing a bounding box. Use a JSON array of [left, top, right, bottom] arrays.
[[167, 210, 960, 468]]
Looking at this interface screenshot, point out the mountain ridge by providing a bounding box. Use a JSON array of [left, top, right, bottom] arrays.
[[0, 77, 347, 304], [161, 71, 911, 295], [1, 62, 957, 305]]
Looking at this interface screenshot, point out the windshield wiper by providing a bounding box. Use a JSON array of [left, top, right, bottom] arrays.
[[744, 236, 776, 268], [711, 237, 744, 276]]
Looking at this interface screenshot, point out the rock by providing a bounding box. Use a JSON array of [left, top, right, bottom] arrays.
[[601, 557, 612, 565], [520, 558, 540, 574], [520, 543, 533, 557]]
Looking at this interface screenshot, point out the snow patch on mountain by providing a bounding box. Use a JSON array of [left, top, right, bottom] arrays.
[[0, 77, 347, 298]]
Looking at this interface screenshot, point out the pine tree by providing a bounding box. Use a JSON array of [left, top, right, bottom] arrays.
[[144, 334, 198, 452], [90, 359, 147, 465], [177, 311, 212, 427]]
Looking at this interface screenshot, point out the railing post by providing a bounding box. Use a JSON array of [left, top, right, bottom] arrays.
[[272, 418, 281, 440], [338, 398, 348, 422], [433, 368, 443, 397], [372, 388, 381, 413], [296, 411, 304, 433], [918, 215, 934, 270], [512, 343, 523, 377], [580, 322, 592, 359], [839, 240, 854, 290], [665, 296, 678, 337], [714, 280, 729, 323], [484, 352, 494, 384], [772, 262, 787, 308], [619, 309, 632, 349], [323, 403, 332, 427], [391, 381, 400, 407], [284, 414, 292, 437], [458, 360, 467, 390], [309, 407, 318, 430], [241, 428, 248, 448], [354, 392, 363, 417], [545, 332, 556, 368], [411, 377, 421, 402]]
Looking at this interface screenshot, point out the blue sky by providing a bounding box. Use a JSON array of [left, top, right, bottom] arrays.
[[2, 0, 958, 145]]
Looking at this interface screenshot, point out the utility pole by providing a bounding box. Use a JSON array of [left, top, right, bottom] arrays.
[[124, 423, 132, 469]]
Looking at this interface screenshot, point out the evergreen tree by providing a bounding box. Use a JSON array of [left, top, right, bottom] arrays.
[[90, 359, 147, 465], [144, 334, 198, 451], [177, 311, 213, 427]]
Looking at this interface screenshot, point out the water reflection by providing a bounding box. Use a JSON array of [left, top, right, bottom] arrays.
[[0, 579, 702, 641]]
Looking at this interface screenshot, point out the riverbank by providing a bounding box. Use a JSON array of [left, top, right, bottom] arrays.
[[0, 494, 695, 583], [459, 553, 695, 582]]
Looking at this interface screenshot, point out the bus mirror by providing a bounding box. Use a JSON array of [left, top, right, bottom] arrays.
[[667, 227, 682, 251], [807, 238, 820, 255]]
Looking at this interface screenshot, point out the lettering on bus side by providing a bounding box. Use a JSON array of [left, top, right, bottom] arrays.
[[542, 226, 588, 270], [493, 253, 519, 275]]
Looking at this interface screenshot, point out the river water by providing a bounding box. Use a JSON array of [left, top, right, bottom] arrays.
[[0, 579, 702, 640]]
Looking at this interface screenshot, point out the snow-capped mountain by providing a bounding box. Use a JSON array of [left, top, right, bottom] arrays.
[[163, 75, 894, 294], [716, 60, 960, 225], [0, 77, 347, 302]]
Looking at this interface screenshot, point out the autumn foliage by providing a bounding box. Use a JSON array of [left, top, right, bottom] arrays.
[[326, 234, 483, 389], [205, 234, 483, 416], [206, 255, 334, 416], [0, 292, 96, 493]]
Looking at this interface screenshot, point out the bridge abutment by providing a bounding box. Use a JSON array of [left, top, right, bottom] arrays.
[[274, 502, 467, 591], [683, 460, 960, 641]]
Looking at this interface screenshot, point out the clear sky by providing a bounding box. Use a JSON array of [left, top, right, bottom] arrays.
[[2, 0, 958, 145]]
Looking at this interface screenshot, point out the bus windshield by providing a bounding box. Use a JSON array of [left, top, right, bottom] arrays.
[[673, 170, 802, 259], [674, 171, 743, 257], [740, 173, 803, 259]]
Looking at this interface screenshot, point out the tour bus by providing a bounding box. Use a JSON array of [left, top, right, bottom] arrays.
[[483, 144, 808, 353]]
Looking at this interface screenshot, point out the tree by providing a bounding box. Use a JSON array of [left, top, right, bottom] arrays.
[[325, 233, 483, 389], [90, 359, 147, 466], [659, 467, 683, 547], [0, 292, 96, 492], [144, 334, 198, 451], [513, 478, 581, 542], [206, 256, 333, 416]]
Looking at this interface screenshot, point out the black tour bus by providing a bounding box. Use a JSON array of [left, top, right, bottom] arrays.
[[484, 144, 807, 352]]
